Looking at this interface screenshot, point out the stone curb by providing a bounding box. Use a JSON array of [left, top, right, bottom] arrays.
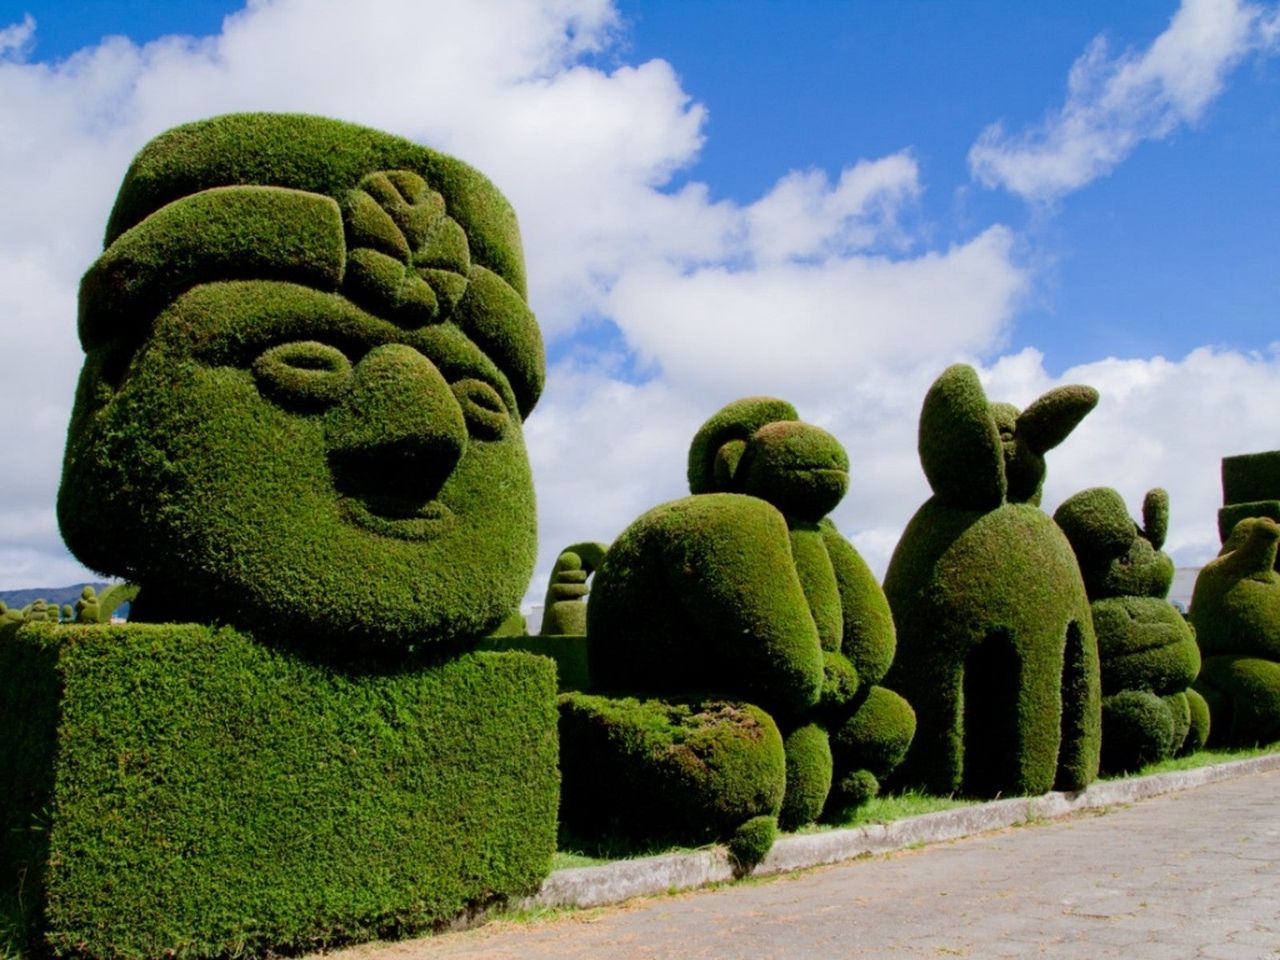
[[526, 752, 1280, 910]]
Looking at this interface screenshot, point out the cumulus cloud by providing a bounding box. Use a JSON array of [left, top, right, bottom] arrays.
[[0, 0, 1270, 617], [969, 0, 1280, 201]]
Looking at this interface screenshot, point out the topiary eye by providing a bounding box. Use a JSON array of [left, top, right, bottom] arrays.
[[253, 341, 353, 411], [451, 378, 508, 440]]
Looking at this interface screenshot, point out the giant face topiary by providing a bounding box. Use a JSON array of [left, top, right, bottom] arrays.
[[57, 114, 544, 657], [1054, 487, 1206, 772], [883, 363, 1102, 798], [580, 397, 913, 834]]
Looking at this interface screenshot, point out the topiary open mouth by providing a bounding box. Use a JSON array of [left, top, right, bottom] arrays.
[[338, 496, 455, 541]]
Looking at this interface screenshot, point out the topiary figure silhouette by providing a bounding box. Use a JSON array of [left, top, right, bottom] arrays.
[[1190, 516, 1280, 746], [884, 363, 1101, 798], [539, 542, 607, 636], [1055, 487, 1206, 772], [576, 397, 913, 838]]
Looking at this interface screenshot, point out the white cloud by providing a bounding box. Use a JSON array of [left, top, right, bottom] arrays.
[[0, 0, 1267, 621], [969, 0, 1279, 201]]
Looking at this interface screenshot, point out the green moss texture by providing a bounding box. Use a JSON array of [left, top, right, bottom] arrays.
[[1055, 487, 1203, 772], [1190, 516, 1280, 745], [60, 113, 546, 657], [885, 364, 1101, 798], [557, 694, 785, 846], [0, 623, 558, 959]]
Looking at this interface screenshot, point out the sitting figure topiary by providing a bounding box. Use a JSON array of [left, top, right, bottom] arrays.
[[883, 363, 1102, 798], [567, 397, 914, 848], [1190, 516, 1280, 746], [2, 114, 561, 959], [1054, 487, 1207, 773]]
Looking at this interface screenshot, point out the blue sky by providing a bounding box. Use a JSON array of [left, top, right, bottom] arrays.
[[1, 0, 1278, 600]]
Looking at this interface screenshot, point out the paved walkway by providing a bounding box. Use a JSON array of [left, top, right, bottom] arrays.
[[335, 769, 1280, 960]]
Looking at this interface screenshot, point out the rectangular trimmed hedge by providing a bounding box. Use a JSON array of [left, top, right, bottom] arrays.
[[0, 622, 559, 959]]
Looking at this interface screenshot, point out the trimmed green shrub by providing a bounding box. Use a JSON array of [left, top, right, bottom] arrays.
[[59, 113, 545, 657], [0, 623, 558, 959], [1222, 451, 1280, 506], [1219, 500, 1280, 545], [1190, 517, 1280, 745], [728, 815, 777, 873], [1100, 690, 1176, 774], [779, 723, 834, 831], [884, 364, 1101, 798], [1183, 687, 1211, 754], [830, 685, 916, 779], [478, 634, 591, 692], [586, 397, 910, 830], [557, 694, 784, 846], [1055, 487, 1203, 772], [539, 542, 608, 636]]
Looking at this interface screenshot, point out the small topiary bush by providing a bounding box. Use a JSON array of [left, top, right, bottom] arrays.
[[0, 623, 558, 960], [1191, 516, 1280, 746], [779, 723, 834, 831], [1055, 487, 1205, 773], [884, 363, 1101, 798], [1216, 451, 1280, 551], [557, 693, 785, 847], [538, 542, 607, 637]]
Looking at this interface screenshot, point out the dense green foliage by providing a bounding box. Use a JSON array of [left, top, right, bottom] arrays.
[[0, 623, 558, 959], [1055, 487, 1203, 772], [885, 364, 1101, 798], [1191, 516, 1280, 745], [586, 397, 911, 834], [779, 723, 833, 830], [539, 542, 607, 636], [558, 694, 785, 846], [1217, 451, 1280, 552], [60, 113, 546, 657], [477, 634, 591, 692]]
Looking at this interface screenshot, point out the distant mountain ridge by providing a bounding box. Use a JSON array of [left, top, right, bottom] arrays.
[[0, 582, 113, 613]]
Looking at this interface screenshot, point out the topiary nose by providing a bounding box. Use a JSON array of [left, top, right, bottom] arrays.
[[327, 343, 467, 500]]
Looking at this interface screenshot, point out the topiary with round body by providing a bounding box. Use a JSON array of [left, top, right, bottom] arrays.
[[884, 363, 1101, 798], [58, 113, 545, 658], [1054, 487, 1206, 772], [1190, 516, 1280, 746], [584, 397, 914, 832]]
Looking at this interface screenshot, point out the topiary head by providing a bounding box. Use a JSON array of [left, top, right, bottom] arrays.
[[57, 114, 545, 655], [1055, 487, 1175, 599], [687, 397, 849, 522], [918, 364, 1098, 510]]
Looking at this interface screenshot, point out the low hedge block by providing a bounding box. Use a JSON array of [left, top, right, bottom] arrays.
[[1221, 451, 1280, 506], [477, 633, 591, 692], [557, 693, 784, 847], [0, 622, 558, 959]]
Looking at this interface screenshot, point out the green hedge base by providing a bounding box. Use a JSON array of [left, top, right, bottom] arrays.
[[0, 623, 558, 960]]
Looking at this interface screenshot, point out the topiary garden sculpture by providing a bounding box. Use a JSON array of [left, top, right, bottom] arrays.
[[3, 113, 559, 960], [562, 397, 914, 855], [1190, 516, 1280, 746], [1054, 487, 1207, 773], [883, 363, 1102, 798]]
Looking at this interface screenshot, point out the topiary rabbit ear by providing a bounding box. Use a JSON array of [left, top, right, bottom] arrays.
[[918, 363, 1005, 509], [1142, 488, 1170, 550], [1016, 385, 1099, 455], [687, 396, 798, 494]]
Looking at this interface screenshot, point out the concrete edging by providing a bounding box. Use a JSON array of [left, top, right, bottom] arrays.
[[527, 752, 1280, 910]]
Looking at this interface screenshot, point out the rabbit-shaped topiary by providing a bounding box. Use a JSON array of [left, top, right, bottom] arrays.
[[883, 364, 1102, 797], [578, 397, 914, 837], [1190, 516, 1280, 746], [1055, 487, 1207, 772]]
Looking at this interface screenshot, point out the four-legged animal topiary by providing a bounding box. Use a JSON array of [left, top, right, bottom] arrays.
[[883, 364, 1102, 798], [1055, 487, 1207, 773]]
